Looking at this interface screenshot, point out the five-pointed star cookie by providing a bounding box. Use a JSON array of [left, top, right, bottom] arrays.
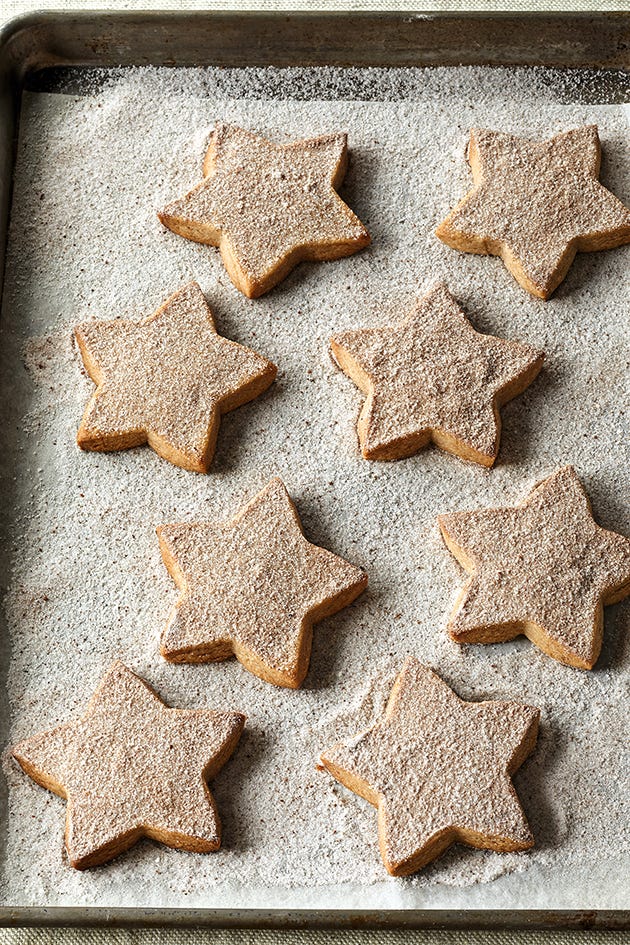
[[330, 281, 543, 466], [438, 466, 630, 669], [157, 477, 368, 688], [74, 281, 276, 472], [436, 125, 630, 298], [320, 657, 539, 876], [158, 123, 370, 298], [12, 661, 245, 869]]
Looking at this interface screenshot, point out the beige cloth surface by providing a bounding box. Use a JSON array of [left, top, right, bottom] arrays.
[[0, 1, 627, 943]]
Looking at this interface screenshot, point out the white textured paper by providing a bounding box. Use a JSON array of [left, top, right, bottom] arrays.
[[0, 65, 628, 914]]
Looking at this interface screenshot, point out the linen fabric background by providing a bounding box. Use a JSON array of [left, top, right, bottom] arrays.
[[1, 932, 629, 944], [0, 1, 627, 943]]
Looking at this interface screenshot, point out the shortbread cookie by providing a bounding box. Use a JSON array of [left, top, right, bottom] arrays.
[[436, 126, 630, 298], [12, 661, 245, 869], [330, 281, 543, 466], [158, 123, 370, 298], [438, 466, 630, 669], [157, 477, 367, 688], [74, 281, 276, 472], [320, 657, 539, 876]]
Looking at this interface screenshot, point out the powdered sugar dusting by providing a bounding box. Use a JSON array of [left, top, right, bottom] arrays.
[[12, 661, 244, 866], [74, 280, 275, 467], [322, 658, 539, 874], [158, 477, 366, 684], [331, 281, 543, 461], [437, 126, 630, 296], [0, 64, 628, 911], [159, 124, 368, 291]]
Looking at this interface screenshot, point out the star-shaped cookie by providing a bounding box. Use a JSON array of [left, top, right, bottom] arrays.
[[320, 657, 539, 876], [438, 466, 630, 669], [157, 477, 368, 688], [330, 281, 543, 466], [436, 126, 630, 298], [12, 661, 245, 869], [74, 281, 276, 472], [158, 123, 370, 298]]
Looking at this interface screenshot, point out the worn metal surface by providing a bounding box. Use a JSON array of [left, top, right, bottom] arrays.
[[0, 10, 627, 930]]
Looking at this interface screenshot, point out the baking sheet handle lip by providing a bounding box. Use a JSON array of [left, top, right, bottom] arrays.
[[0, 9, 629, 78], [0, 906, 628, 931]]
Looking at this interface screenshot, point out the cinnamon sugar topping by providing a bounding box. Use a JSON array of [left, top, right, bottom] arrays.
[[159, 123, 370, 297], [158, 478, 368, 688], [436, 126, 630, 298], [331, 281, 543, 465], [438, 466, 630, 668], [321, 657, 539, 875]]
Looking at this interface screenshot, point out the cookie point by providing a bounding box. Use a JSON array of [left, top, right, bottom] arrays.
[[436, 513, 453, 535], [11, 741, 26, 764], [239, 280, 261, 300], [526, 704, 542, 728], [160, 644, 181, 664], [434, 221, 447, 238], [447, 622, 468, 643], [104, 659, 135, 685], [266, 475, 289, 494]]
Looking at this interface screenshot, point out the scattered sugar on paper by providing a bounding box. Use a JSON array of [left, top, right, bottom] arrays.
[[0, 64, 628, 909]]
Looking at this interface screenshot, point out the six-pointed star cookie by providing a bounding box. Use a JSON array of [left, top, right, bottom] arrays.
[[12, 661, 245, 869], [158, 123, 370, 298], [330, 281, 543, 465], [157, 477, 368, 688], [436, 125, 630, 298], [320, 657, 539, 876], [74, 281, 276, 472], [438, 466, 630, 669]]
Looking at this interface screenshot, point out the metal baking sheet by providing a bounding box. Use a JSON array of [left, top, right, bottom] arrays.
[[0, 12, 628, 930]]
